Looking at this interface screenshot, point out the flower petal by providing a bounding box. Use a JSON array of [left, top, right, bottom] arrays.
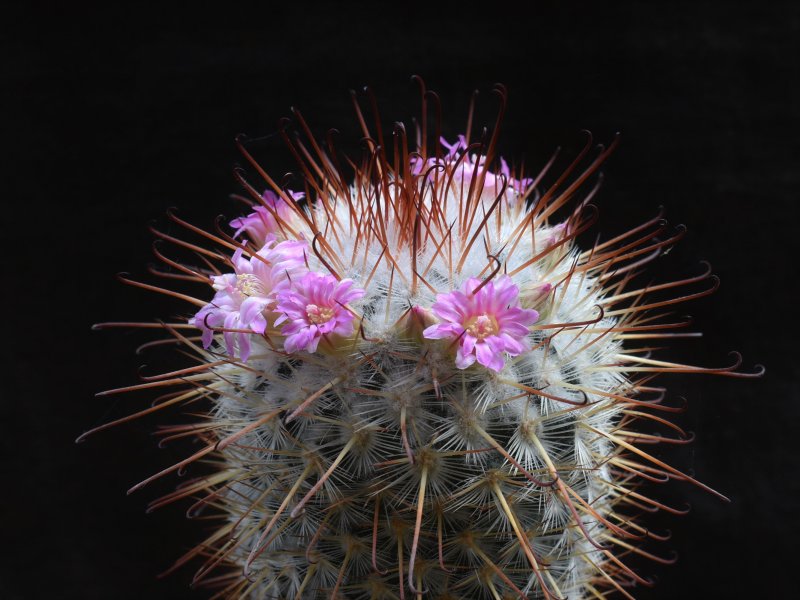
[[475, 341, 503, 371], [455, 347, 476, 369]]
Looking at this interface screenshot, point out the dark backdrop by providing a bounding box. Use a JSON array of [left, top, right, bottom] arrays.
[[4, 2, 798, 598]]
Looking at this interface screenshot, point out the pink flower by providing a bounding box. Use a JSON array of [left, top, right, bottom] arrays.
[[454, 154, 531, 204], [252, 238, 310, 295], [422, 275, 539, 372], [230, 189, 304, 244], [192, 249, 265, 361], [274, 272, 365, 353], [440, 134, 468, 158], [411, 136, 532, 205], [409, 135, 467, 177], [499, 157, 534, 197], [539, 222, 569, 248], [192, 239, 309, 360]]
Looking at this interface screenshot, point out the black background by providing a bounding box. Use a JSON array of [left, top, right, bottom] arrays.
[[4, 2, 799, 598]]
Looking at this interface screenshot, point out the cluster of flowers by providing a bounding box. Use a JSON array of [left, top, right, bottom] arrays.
[[193, 213, 364, 361], [193, 149, 543, 372]]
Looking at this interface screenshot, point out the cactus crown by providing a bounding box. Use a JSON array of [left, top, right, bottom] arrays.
[[88, 82, 762, 599]]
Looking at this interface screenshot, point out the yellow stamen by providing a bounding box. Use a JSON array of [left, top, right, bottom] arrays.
[[306, 304, 335, 324], [465, 313, 498, 339]]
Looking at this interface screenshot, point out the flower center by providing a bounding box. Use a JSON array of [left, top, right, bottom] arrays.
[[306, 304, 335, 324], [236, 274, 263, 297], [465, 314, 498, 340]]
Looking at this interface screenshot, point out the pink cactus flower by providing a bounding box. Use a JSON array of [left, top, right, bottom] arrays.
[[192, 239, 309, 360], [455, 154, 532, 204], [230, 189, 304, 244], [410, 135, 468, 177], [440, 134, 468, 158], [539, 222, 570, 249], [251, 238, 310, 295], [274, 272, 366, 353], [192, 248, 267, 361], [408, 136, 532, 208], [422, 275, 539, 372], [441, 136, 531, 201]]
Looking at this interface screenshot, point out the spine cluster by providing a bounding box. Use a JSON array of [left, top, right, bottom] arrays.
[[88, 83, 761, 599]]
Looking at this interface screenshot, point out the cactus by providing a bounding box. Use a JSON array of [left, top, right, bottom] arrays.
[[86, 82, 761, 599]]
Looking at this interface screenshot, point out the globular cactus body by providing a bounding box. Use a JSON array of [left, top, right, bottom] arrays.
[[89, 84, 761, 599]]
